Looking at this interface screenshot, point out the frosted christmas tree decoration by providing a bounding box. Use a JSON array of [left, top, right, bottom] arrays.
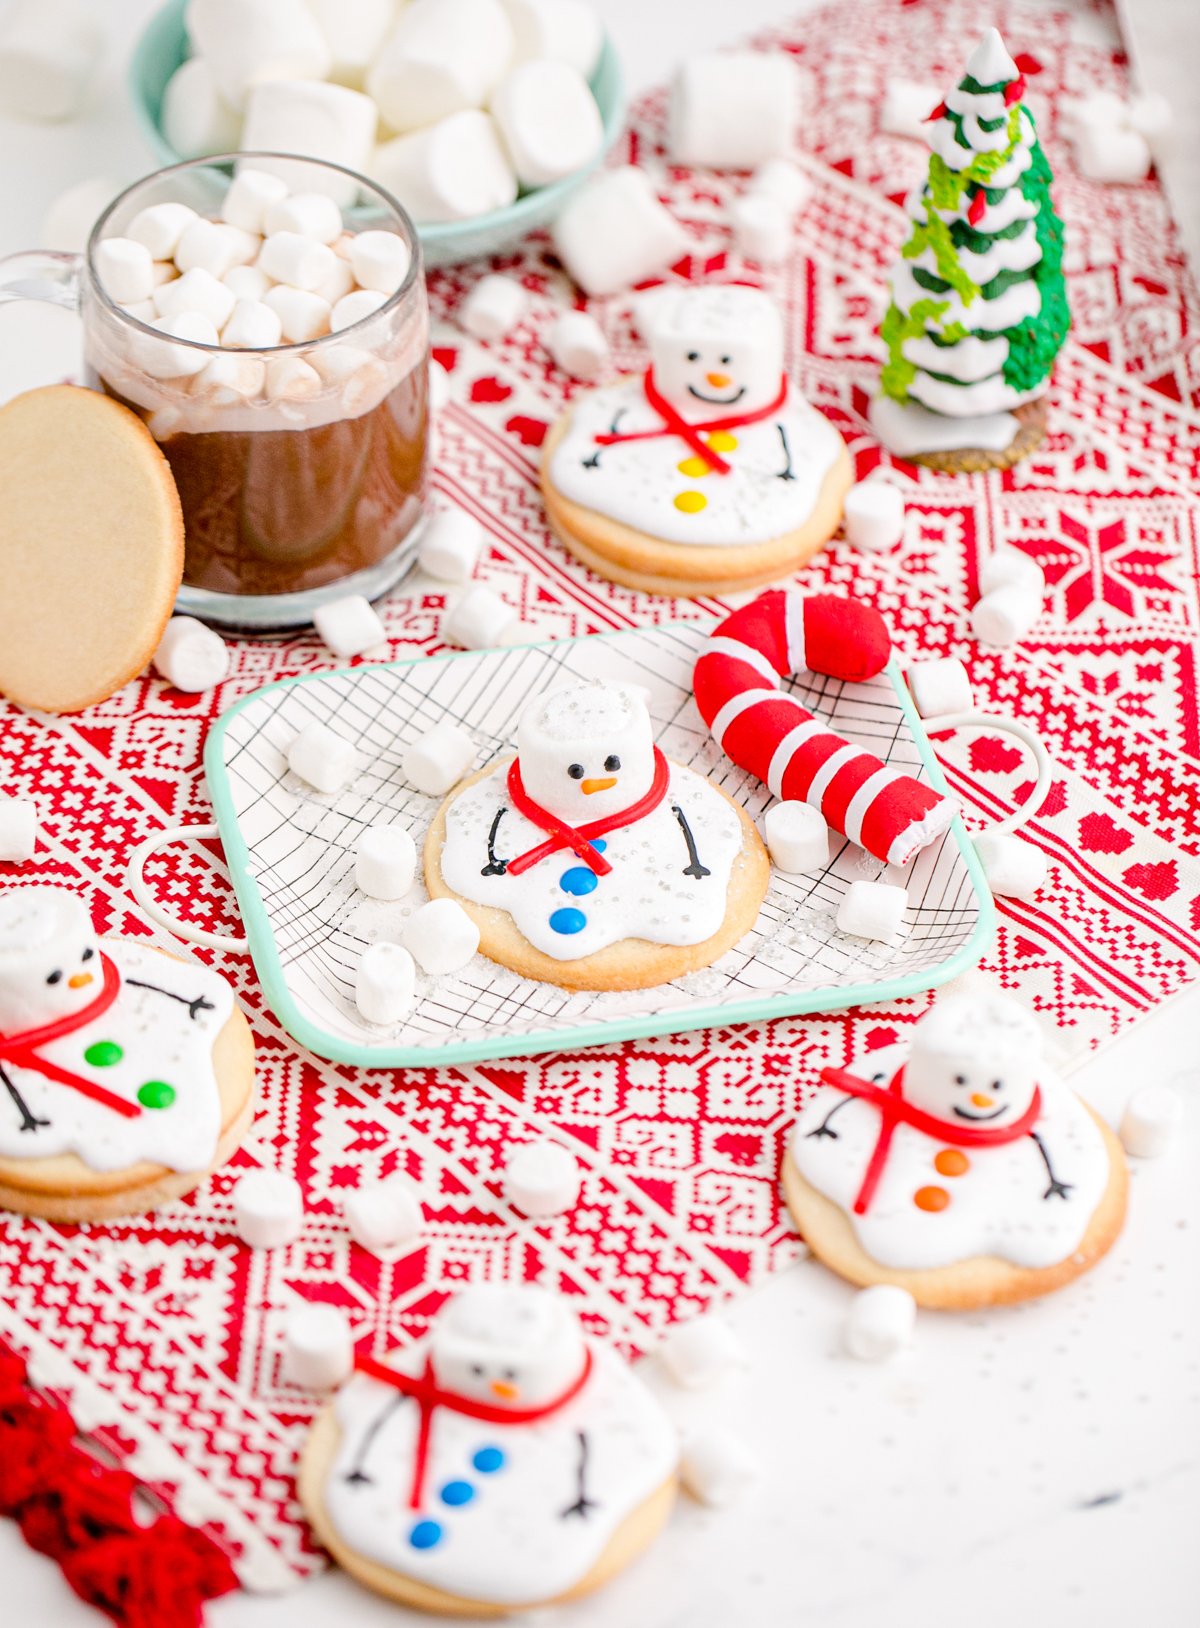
[[870, 30, 1070, 471]]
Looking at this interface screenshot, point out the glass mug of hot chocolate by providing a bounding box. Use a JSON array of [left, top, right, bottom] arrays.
[[0, 154, 429, 630]]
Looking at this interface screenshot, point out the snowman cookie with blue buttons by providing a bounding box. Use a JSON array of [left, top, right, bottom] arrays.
[[0, 885, 255, 1222], [423, 682, 769, 991], [783, 992, 1128, 1308], [540, 283, 853, 598], [299, 1283, 678, 1615]]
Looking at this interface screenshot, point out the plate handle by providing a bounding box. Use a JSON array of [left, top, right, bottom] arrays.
[[921, 709, 1052, 838], [127, 823, 249, 951]]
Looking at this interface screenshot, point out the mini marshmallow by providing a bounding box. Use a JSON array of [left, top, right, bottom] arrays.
[[547, 310, 608, 381], [491, 60, 603, 189], [264, 284, 333, 343], [283, 1302, 354, 1389], [195, 352, 267, 404], [355, 941, 416, 1024], [355, 824, 417, 900], [232, 1168, 304, 1248], [1060, 90, 1126, 138], [0, 0, 103, 121], [175, 218, 256, 279], [970, 584, 1041, 647], [880, 77, 941, 140], [750, 156, 813, 215], [331, 288, 389, 332], [222, 297, 283, 349], [660, 1316, 748, 1390], [372, 111, 518, 224], [670, 51, 798, 170], [240, 80, 378, 205], [1120, 1084, 1183, 1159], [401, 898, 481, 975], [121, 299, 158, 324], [837, 879, 907, 941], [552, 167, 688, 297], [94, 238, 154, 306], [185, 0, 331, 111], [442, 584, 519, 650], [155, 267, 237, 330], [287, 720, 361, 792], [461, 275, 528, 342], [308, 0, 396, 89], [313, 594, 386, 659], [152, 616, 231, 692], [764, 800, 828, 874], [843, 479, 906, 552], [503, 1139, 581, 1218], [41, 175, 117, 253], [844, 1284, 916, 1361], [418, 510, 484, 583], [139, 312, 220, 379], [126, 202, 199, 262], [908, 657, 973, 720], [401, 720, 476, 795], [1128, 91, 1172, 150], [367, 0, 514, 133], [161, 56, 242, 160], [0, 797, 38, 863], [263, 192, 343, 245], [973, 831, 1047, 900], [348, 230, 411, 296], [680, 1430, 759, 1508], [978, 546, 1045, 597], [316, 256, 356, 307], [501, 0, 602, 78], [258, 231, 338, 293], [731, 193, 790, 264], [344, 1176, 423, 1250], [266, 355, 323, 400], [221, 170, 290, 237], [1075, 123, 1152, 185]]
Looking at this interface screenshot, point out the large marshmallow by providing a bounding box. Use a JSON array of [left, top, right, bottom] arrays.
[[355, 940, 416, 1024], [516, 683, 654, 825], [547, 310, 608, 380], [905, 993, 1041, 1125], [844, 1285, 916, 1361], [348, 230, 411, 295], [442, 584, 519, 650], [401, 898, 480, 975], [643, 284, 783, 417], [461, 275, 528, 342], [307, 0, 396, 90], [284, 1302, 354, 1389], [844, 479, 906, 552], [401, 720, 475, 795], [680, 1431, 759, 1508], [670, 51, 798, 170], [0, 0, 103, 122], [232, 1168, 304, 1248], [313, 594, 386, 659], [152, 616, 231, 692], [264, 192, 343, 245], [501, 0, 602, 79], [367, 0, 514, 133], [355, 824, 417, 900], [503, 1139, 581, 1218], [127, 202, 199, 261], [155, 267, 237, 330], [490, 60, 603, 189], [94, 239, 155, 307], [287, 720, 362, 792], [184, 0, 331, 111], [161, 56, 242, 160], [373, 111, 517, 224], [221, 169, 289, 235], [344, 1176, 423, 1249], [552, 166, 687, 297], [660, 1316, 747, 1390], [764, 800, 828, 874], [1120, 1084, 1183, 1159], [0, 797, 39, 863], [973, 831, 1047, 900], [221, 296, 283, 349], [240, 81, 378, 206], [837, 879, 907, 941], [258, 232, 338, 292], [908, 657, 973, 720], [41, 175, 118, 253], [418, 510, 484, 583]]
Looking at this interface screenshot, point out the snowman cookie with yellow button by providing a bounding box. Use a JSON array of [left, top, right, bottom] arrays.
[[540, 284, 853, 597], [299, 1283, 679, 1617], [783, 992, 1128, 1309], [0, 885, 255, 1222]]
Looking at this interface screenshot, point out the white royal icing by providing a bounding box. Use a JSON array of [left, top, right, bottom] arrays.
[[549, 378, 843, 547], [0, 942, 235, 1174], [868, 393, 1023, 456], [888, 260, 1042, 336], [439, 758, 746, 962], [323, 1342, 677, 1606], [788, 1044, 1111, 1271]]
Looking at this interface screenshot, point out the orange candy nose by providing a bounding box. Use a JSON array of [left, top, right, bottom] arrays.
[[490, 1379, 519, 1401], [68, 972, 94, 989], [706, 372, 732, 388], [580, 776, 617, 795], [970, 1092, 994, 1109]]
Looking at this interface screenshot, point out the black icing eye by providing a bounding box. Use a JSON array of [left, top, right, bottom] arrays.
[[953, 1074, 967, 1086], [604, 755, 621, 772], [567, 763, 585, 779], [686, 350, 699, 361], [81, 947, 95, 962], [992, 1079, 1004, 1091], [503, 1367, 516, 1381], [470, 1364, 484, 1376], [47, 970, 63, 985], [719, 354, 731, 364]]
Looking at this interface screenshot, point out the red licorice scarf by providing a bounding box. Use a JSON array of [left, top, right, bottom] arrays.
[[592, 369, 790, 475], [505, 747, 670, 878], [0, 953, 141, 1119], [819, 1065, 1043, 1216]]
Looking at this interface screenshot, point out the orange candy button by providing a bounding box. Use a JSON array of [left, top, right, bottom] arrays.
[[935, 1148, 970, 1177], [913, 1185, 950, 1212]]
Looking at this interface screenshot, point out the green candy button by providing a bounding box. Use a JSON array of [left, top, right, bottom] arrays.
[[137, 1080, 176, 1110], [84, 1041, 123, 1067]]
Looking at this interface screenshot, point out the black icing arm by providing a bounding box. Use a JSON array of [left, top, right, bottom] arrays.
[[776, 422, 796, 481], [0, 1061, 50, 1133], [671, 804, 711, 880], [560, 1430, 599, 1520], [481, 807, 509, 876], [1029, 1129, 1074, 1201], [806, 1093, 854, 1142], [124, 979, 215, 1022], [343, 1393, 407, 1486]]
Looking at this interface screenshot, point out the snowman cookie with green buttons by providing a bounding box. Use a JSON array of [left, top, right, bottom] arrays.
[[299, 1283, 679, 1616], [424, 681, 769, 991], [0, 885, 255, 1221], [540, 284, 853, 598]]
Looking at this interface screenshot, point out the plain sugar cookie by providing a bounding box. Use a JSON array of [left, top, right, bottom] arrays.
[[0, 385, 184, 713]]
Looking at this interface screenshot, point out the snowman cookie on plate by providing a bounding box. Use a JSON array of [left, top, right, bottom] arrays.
[[783, 993, 1128, 1308], [540, 284, 853, 598], [424, 682, 770, 991], [0, 886, 255, 1221], [299, 1284, 678, 1616]]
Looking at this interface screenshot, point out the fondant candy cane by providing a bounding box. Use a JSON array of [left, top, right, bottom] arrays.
[[693, 590, 958, 866]]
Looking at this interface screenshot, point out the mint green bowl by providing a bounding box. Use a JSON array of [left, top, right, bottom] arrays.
[[129, 0, 626, 267]]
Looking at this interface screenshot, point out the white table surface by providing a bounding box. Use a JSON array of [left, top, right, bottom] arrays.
[[2, 3, 1199, 1625]]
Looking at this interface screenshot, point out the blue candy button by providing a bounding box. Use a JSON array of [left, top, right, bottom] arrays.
[[441, 1480, 474, 1506], [560, 866, 598, 896], [409, 1520, 443, 1550], [549, 907, 587, 935], [473, 1446, 505, 1474], [591, 839, 606, 853]]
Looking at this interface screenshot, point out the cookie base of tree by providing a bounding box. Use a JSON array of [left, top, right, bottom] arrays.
[[905, 397, 1048, 473]]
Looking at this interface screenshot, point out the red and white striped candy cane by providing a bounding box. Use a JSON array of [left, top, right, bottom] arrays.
[[693, 589, 958, 866]]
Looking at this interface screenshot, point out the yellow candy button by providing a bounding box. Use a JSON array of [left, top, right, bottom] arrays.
[[674, 490, 707, 513], [705, 430, 738, 452], [677, 456, 712, 477]]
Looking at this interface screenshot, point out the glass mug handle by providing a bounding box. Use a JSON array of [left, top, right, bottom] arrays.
[[0, 249, 82, 312]]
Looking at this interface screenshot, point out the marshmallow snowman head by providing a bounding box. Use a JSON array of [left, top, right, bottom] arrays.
[[643, 284, 784, 418], [430, 1284, 587, 1408], [0, 886, 102, 1035], [903, 993, 1043, 1128], [516, 683, 656, 824]]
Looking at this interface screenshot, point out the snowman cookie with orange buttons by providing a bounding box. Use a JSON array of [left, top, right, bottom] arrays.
[[0, 885, 255, 1221], [783, 992, 1128, 1308], [424, 681, 769, 991], [299, 1283, 679, 1616], [540, 284, 853, 597]]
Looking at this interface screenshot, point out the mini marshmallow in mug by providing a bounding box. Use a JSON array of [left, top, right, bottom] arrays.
[[366, 0, 514, 133], [331, 288, 388, 332], [372, 110, 518, 225], [264, 192, 343, 245], [221, 169, 289, 235], [355, 824, 417, 900], [195, 351, 266, 404], [503, 1139, 581, 1217], [547, 310, 609, 381], [552, 167, 688, 298], [837, 879, 907, 941], [348, 230, 411, 295], [126, 202, 198, 261], [287, 721, 361, 792], [843, 479, 905, 552], [94, 238, 155, 306], [907, 657, 973, 720], [313, 595, 386, 659], [764, 800, 828, 874], [240, 80, 378, 205], [152, 616, 230, 692], [490, 59, 604, 189], [175, 218, 256, 279], [155, 267, 236, 330], [264, 284, 333, 344], [221, 297, 283, 350], [460, 275, 528, 342], [645, 283, 784, 417], [402, 897, 480, 975], [442, 584, 519, 650], [344, 1176, 423, 1250], [402, 720, 475, 796], [138, 312, 219, 379], [355, 941, 416, 1024], [223, 263, 272, 303], [418, 510, 484, 584], [0, 797, 38, 863], [670, 50, 798, 170], [161, 56, 242, 161], [233, 1168, 304, 1248], [266, 354, 323, 401], [258, 232, 338, 294]]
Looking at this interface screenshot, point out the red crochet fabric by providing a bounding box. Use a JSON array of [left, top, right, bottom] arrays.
[[0, 1342, 237, 1627]]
